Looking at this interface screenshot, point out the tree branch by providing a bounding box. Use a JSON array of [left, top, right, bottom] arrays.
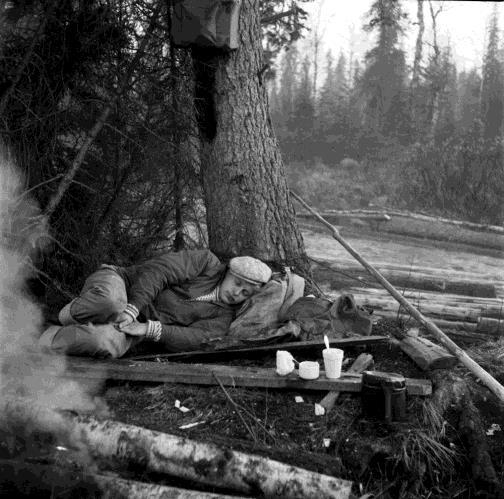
[[261, 9, 296, 25], [43, 1, 163, 219]]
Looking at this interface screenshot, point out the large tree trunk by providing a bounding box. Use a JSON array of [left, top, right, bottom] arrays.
[[192, 0, 307, 267]]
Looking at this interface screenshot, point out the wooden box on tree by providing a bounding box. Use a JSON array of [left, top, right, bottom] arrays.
[[172, 0, 241, 50]]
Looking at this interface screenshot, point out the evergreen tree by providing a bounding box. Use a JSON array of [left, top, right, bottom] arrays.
[[271, 44, 299, 149], [360, 0, 409, 138], [316, 51, 355, 161], [480, 6, 504, 139], [432, 46, 458, 142], [287, 54, 315, 160], [456, 68, 481, 133]]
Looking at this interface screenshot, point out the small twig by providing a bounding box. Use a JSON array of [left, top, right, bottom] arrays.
[[212, 373, 258, 444], [15, 175, 63, 201], [23, 257, 75, 300], [261, 8, 297, 25]]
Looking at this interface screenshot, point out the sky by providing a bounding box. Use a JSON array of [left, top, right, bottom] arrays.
[[301, 0, 503, 74]]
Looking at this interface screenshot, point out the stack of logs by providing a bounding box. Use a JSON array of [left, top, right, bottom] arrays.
[[312, 260, 504, 342]]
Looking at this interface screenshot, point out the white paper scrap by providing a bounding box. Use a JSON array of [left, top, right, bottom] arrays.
[[295, 396, 304, 403], [174, 399, 181, 408], [323, 438, 331, 448], [486, 423, 501, 435], [179, 421, 204, 430], [314, 403, 325, 416], [179, 406, 190, 413]]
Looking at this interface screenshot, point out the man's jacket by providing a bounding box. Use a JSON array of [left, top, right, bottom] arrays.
[[115, 250, 236, 352]]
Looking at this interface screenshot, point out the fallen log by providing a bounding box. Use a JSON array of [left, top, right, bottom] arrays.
[[321, 208, 504, 235], [300, 210, 392, 221], [0, 460, 243, 499], [291, 191, 504, 402], [351, 296, 482, 323], [341, 291, 504, 324], [348, 288, 504, 314], [0, 396, 353, 499], [24, 355, 431, 395], [318, 353, 374, 414], [354, 310, 497, 342], [476, 317, 504, 335], [130, 335, 389, 362], [349, 287, 504, 309], [393, 328, 457, 371], [315, 260, 503, 285], [312, 261, 498, 298]]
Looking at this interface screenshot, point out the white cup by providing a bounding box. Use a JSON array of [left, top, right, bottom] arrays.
[[298, 361, 320, 380], [322, 348, 344, 379], [276, 350, 295, 376]]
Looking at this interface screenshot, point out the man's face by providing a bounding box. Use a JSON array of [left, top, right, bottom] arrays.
[[219, 271, 260, 305]]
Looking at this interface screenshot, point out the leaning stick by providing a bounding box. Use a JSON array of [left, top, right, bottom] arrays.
[[290, 191, 504, 403]]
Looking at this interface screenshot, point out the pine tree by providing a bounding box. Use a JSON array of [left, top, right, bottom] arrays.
[[457, 68, 481, 133], [287, 54, 315, 160], [271, 44, 299, 149], [480, 6, 504, 139], [360, 0, 409, 138], [432, 46, 458, 142], [316, 51, 353, 161]]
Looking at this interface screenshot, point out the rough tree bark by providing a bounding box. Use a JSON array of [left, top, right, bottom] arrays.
[[192, 0, 307, 268]]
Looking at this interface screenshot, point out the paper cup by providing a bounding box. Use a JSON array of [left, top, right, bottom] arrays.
[[276, 350, 295, 376], [322, 348, 344, 379], [298, 361, 320, 380]]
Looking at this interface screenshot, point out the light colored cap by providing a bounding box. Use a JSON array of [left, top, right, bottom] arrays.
[[229, 256, 272, 286]]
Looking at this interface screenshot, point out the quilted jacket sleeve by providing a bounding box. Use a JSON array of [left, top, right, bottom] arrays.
[[157, 313, 234, 352], [127, 250, 221, 312]]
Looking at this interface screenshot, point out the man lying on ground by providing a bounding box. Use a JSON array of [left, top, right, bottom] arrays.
[[39, 250, 272, 358]]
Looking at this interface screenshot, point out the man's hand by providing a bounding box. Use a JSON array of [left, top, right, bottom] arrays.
[[115, 311, 135, 329], [117, 321, 148, 337]]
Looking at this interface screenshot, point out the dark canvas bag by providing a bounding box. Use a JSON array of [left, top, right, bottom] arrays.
[[219, 290, 372, 349], [282, 295, 373, 340]]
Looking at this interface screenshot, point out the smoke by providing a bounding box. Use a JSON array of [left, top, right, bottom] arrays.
[[0, 150, 107, 413]]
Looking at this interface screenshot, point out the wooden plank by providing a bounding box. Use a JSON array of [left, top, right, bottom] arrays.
[[129, 335, 389, 362], [397, 329, 457, 371], [318, 353, 374, 414], [48, 356, 431, 396]]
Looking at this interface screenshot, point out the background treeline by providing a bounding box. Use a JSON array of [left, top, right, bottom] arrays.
[[270, 1, 504, 225]]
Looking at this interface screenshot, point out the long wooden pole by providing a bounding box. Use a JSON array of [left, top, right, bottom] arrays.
[[290, 191, 504, 403]]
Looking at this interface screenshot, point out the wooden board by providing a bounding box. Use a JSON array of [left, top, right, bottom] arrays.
[[319, 353, 374, 413], [129, 335, 389, 362], [397, 330, 457, 371], [40, 356, 430, 396]]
